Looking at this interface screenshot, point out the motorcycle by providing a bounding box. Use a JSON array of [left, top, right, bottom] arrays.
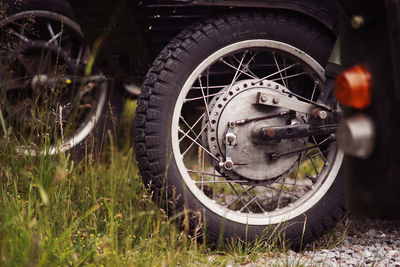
[[1, 0, 347, 247], [0, 0, 120, 157]]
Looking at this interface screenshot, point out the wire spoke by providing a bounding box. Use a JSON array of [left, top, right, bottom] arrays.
[[310, 136, 328, 162], [255, 63, 297, 84], [188, 169, 225, 178], [270, 72, 306, 82], [272, 52, 287, 88], [178, 112, 205, 142], [239, 184, 266, 213], [220, 52, 259, 81], [307, 153, 320, 177], [223, 51, 247, 98], [179, 115, 198, 138], [272, 174, 291, 210], [314, 135, 334, 148], [47, 31, 62, 44], [184, 91, 224, 102], [239, 187, 269, 212], [178, 128, 219, 161], [307, 147, 330, 160], [228, 183, 252, 212], [225, 185, 255, 208], [290, 152, 304, 203], [268, 184, 302, 199], [181, 123, 208, 157], [220, 59, 256, 80], [231, 53, 259, 79], [310, 81, 318, 102], [9, 29, 30, 42], [275, 181, 311, 189], [191, 85, 229, 90], [75, 46, 83, 67], [194, 179, 249, 184], [212, 168, 217, 199], [47, 23, 59, 46], [198, 77, 213, 128], [201, 147, 205, 191]]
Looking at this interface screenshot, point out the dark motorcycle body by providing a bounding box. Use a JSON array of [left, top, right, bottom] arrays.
[[67, 0, 339, 82], [336, 0, 400, 218]]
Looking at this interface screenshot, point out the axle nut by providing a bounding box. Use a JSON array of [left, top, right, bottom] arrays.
[[224, 160, 234, 170]]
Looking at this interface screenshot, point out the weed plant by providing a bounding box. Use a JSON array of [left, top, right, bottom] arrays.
[[0, 100, 295, 266]]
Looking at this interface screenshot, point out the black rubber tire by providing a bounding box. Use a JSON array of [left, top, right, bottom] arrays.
[[1, 1, 123, 159], [135, 12, 345, 248]]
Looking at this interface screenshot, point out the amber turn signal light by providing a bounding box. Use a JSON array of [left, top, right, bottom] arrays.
[[334, 65, 373, 109]]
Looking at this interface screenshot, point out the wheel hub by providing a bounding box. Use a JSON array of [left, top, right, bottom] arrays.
[[204, 80, 307, 181]]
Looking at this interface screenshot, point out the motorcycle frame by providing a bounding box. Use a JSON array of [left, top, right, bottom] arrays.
[[69, 0, 339, 82]]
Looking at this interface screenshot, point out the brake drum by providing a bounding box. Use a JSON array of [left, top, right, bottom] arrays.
[[205, 80, 307, 181]]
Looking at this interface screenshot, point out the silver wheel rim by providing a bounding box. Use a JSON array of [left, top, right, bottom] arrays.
[[171, 40, 343, 225], [0, 11, 107, 156]]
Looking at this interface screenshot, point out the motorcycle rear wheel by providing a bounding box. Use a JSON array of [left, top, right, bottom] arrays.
[[135, 13, 345, 247]]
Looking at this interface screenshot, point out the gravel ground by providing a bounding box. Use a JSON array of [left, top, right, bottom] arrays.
[[229, 216, 400, 266]]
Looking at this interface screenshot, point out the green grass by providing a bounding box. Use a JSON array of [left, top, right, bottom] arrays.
[[1, 100, 313, 266]]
